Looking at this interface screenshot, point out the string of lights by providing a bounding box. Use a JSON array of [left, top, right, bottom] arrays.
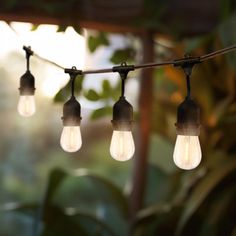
[[18, 44, 236, 170]]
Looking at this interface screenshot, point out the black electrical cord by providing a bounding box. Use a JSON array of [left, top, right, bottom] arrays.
[[64, 44, 236, 76], [22, 44, 236, 77]]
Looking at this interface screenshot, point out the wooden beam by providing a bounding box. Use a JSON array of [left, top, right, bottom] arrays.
[[129, 31, 154, 233], [0, 13, 140, 33]]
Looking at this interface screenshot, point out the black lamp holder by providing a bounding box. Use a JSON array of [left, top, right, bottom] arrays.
[[112, 62, 134, 97], [23, 46, 33, 71], [174, 56, 201, 136], [19, 46, 35, 95], [174, 55, 201, 99], [62, 67, 83, 126], [111, 63, 134, 131]]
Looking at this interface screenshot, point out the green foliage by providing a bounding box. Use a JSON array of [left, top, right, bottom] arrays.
[[220, 0, 234, 20], [57, 25, 68, 32], [84, 79, 121, 120], [31, 24, 39, 31], [43, 168, 128, 235], [84, 89, 100, 101], [176, 159, 236, 235], [88, 32, 109, 53], [72, 25, 84, 36], [54, 75, 84, 103], [110, 48, 135, 64], [90, 107, 112, 120], [1, 168, 128, 236]]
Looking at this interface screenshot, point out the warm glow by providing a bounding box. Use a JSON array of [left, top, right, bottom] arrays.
[[60, 126, 82, 152], [17, 95, 36, 117], [110, 131, 135, 161], [173, 135, 202, 170]]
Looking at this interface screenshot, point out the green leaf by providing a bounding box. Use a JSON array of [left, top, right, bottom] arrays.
[[42, 206, 118, 236], [57, 25, 68, 32], [73, 25, 84, 35], [220, 0, 232, 20], [49, 169, 128, 235], [46, 168, 127, 217], [102, 80, 111, 93], [71, 211, 118, 236], [43, 169, 67, 206], [84, 89, 100, 101], [0, 202, 39, 217], [135, 204, 182, 236], [199, 185, 236, 236], [145, 164, 170, 205], [75, 75, 84, 92], [42, 206, 90, 236], [54, 76, 84, 103], [110, 48, 135, 64], [88, 32, 109, 53], [176, 159, 236, 236], [101, 79, 121, 100], [100, 79, 112, 98], [99, 32, 109, 45], [136, 202, 173, 222], [31, 24, 39, 31], [90, 107, 112, 120], [54, 80, 71, 103], [75, 169, 128, 217]]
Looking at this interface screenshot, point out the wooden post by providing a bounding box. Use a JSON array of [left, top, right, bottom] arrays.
[[129, 31, 154, 231]]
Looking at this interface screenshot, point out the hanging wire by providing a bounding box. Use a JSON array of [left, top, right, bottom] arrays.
[[7, 23, 65, 69], [20, 43, 236, 76], [23, 46, 33, 71], [78, 44, 236, 75], [7, 22, 236, 76], [121, 77, 125, 97], [199, 44, 236, 62], [26, 52, 30, 71], [186, 75, 191, 98], [70, 67, 77, 97], [33, 53, 65, 69]]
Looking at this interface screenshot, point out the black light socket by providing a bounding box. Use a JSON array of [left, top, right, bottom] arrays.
[[62, 96, 81, 126], [176, 97, 200, 136], [112, 96, 133, 131], [19, 71, 35, 95]]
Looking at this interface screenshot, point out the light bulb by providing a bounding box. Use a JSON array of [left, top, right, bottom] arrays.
[[173, 135, 201, 170], [110, 130, 135, 161], [60, 126, 82, 152], [17, 95, 36, 117]]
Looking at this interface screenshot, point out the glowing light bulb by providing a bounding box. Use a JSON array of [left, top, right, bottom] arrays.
[[173, 135, 201, 170], [17, 95, 36, 117], [60, 126, 82, 152], [110, 130, 135, 161]]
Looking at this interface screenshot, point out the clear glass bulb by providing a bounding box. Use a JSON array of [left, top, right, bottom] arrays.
[[60, 126, 82, 152], [173, 135, 202, 170], [110, 131, 135, 161], [17, 95, 36, 117]]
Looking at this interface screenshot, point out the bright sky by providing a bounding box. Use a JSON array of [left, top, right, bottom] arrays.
[[0, 21, 86, 97]]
